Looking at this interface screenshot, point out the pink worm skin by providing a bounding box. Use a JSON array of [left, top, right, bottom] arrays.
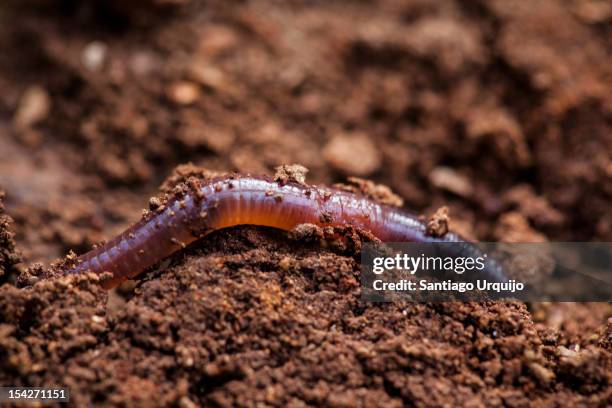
[[66, 175, 506, 288]]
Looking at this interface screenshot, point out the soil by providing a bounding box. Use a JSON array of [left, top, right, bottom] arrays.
[[0, 0, 611, 407]]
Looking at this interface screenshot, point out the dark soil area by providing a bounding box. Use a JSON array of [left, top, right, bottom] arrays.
[[0, 0, 610, 406]]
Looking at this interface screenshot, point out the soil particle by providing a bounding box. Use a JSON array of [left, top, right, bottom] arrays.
[[429, 166, 474, 198], [167, 81, 201, 106], [599, 319, 612, 350], [494, 212, 548, 243], [187, 58, 233, 94], [323, 132, 382, 176], [334, 177, 404, 207], [288, 223, 325, 244], [426, 206, 450, 238], [464, 105, 531, 168], [148, 196, 164, 211], [81, 41, 108, 72], [503, 185, 565, 228], [12, 85, 51, 130], [177, 121, 236, 154], [273, 164, 309, 186], [403, 16, 485, 76], [159, 164, 224, 194], [527, 361, 555, 386]]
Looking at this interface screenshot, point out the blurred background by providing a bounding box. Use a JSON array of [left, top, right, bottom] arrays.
[[0, 0, 610, 269]]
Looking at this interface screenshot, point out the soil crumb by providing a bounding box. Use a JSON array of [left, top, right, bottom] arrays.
[[334, 177, 404, 207], [323, 132, 382, 176], [159, 164, 224, 194], [273, 164, 309, 186], [426, 206, 450, 238]]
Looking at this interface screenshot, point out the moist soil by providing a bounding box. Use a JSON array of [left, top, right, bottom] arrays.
[[0, 1, 611, 407]]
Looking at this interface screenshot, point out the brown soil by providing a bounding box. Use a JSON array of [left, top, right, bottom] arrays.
[[0, 1, 610, 407], [0, 191, 22, 281]]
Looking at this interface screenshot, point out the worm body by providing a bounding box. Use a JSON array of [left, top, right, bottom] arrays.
[[66, 175, 506, 288]]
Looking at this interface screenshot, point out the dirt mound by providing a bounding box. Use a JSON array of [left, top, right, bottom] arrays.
[[1, 224, 610, 407]]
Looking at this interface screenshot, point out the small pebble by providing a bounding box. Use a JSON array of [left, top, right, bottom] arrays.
[[323, 133, 381, 176], [179, 396, 198, 408], [13, 85, 51, 129], [429, 166, 474, 197], [426, 206, 450, 237], [167, 81, 201, 105], [188, 60, 228, 90], [274, 164, 309, 185], [81, 41, 108, 71], [529, 362, 555, 385]]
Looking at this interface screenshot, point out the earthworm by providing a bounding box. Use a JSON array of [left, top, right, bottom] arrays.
[[66, 175, 507, 288]]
